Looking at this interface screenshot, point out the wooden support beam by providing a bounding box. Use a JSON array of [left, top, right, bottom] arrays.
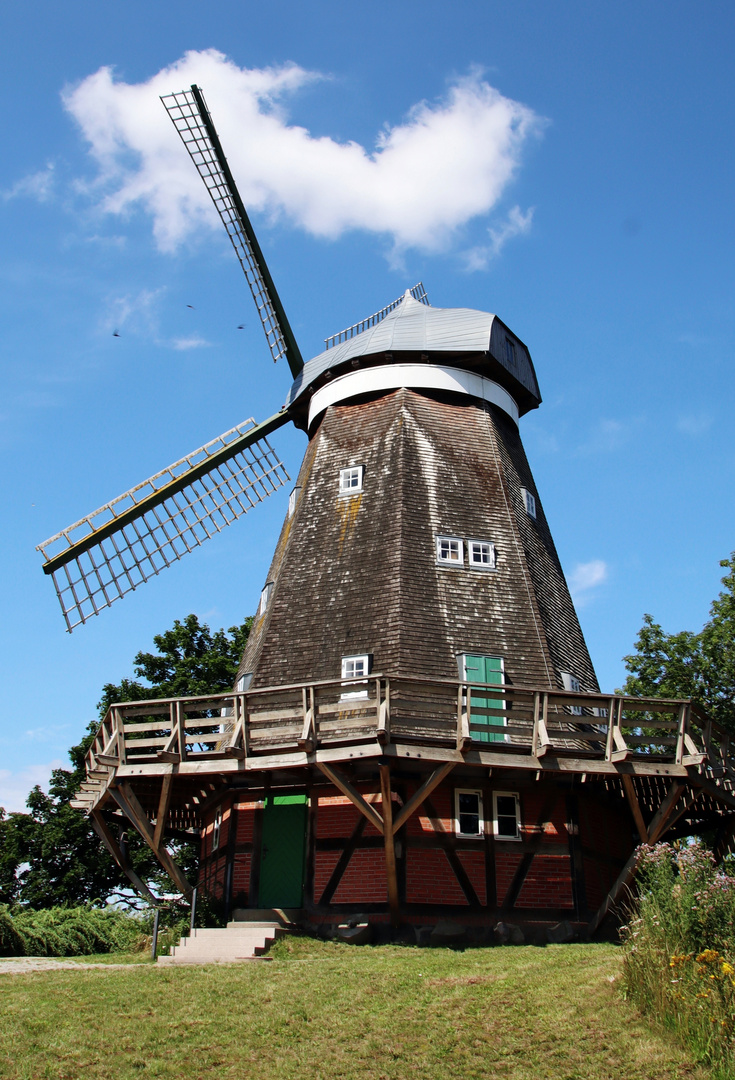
[[111, 781, 193, 898], [316, 762, 384, 834], [391, 762, 456, 835], [90, 810, 157, 906], [379, 765, 401, 928], [152, 772, 174, 851], [589, 781, 685, 935], [621, 774, 649, 844]]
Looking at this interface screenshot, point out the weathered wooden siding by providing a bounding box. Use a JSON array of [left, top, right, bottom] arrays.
[[238, 387, 596, 694]]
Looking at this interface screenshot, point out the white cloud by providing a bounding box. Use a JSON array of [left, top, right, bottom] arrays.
[[172, 335, 210, 351], [62, 51, 543, 257], [0, 760, 64, 814], [2, 162, 56, 202], [568, 559, 608, 607], [676, 412, 712, 436], [461, 205, 534, 270], [102, 286, 165, 337]]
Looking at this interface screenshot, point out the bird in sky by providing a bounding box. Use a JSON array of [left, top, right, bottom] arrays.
[[186, 304, 195, 309], [112, 330, 120, 337]]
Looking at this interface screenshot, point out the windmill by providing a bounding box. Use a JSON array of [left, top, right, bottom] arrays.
[[49, 88, 735, 941]]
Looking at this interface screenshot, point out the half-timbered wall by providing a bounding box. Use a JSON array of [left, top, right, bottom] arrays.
[[198, 778, 635, 926]]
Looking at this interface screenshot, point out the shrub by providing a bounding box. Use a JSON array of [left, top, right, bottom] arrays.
[[622, 841, 735, 1073], [0, 906, 147, 957]]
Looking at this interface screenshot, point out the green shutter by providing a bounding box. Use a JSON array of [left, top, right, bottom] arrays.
[[463, 655, 505, 743]]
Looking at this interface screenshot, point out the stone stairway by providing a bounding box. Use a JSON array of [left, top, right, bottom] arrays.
[[157, 922, 286, 965]]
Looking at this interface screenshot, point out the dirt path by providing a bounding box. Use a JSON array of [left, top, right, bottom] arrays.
[[0, 958, 142, 975]]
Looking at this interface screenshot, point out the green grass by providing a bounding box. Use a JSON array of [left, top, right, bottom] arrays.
[[0, 938, 710, 1080]]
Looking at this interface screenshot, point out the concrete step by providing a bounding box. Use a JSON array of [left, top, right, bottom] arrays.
[[158, 923, 284, 965]]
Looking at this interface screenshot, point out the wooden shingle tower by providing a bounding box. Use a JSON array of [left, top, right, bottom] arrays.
[[47, 87, 735, 938]]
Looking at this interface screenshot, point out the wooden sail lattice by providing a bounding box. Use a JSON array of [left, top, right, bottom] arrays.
[[161, 86, 302, 377], [37, 419, 289, 631]]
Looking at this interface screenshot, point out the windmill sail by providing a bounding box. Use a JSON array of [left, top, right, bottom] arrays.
[[37, 413, 290, 631], [161, 85, 304, 379]]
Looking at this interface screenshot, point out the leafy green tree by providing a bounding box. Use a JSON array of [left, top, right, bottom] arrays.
[[622, 555, 735, 734], [1, 614, 251, 908]]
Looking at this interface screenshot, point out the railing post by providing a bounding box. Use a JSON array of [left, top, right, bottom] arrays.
[[151, 908, 160, 961], [115, 707, 127, 765], [377, 678, 390, 744], [675, 702, 688, 764], [531, 691, 541, 756], [176, 701, 187, 762]]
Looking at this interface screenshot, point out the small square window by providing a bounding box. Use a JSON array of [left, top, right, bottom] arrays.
[[341, 654, 370, 699], [236, 672, 252, 693], [339, 466, 364, 494], [521, 488, 537, 519], [436, 535, 463, 565], [504, 337, 516, 366], [212, 807, 222, 852], [493, 791, 521, 841], [455, 789, 484, 838], [468, 540, 496, 570], [259, 582, 273, 615]]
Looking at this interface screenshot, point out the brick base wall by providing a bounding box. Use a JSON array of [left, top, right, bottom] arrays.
[[195, 777, 635, 925]]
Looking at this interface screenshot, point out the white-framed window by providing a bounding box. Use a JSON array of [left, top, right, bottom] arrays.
[[468, 539, 496, 570], [521, 488, 537, 519], [436, 535, 463, 566], [288, 486, 301, 517], [561, 672, 583, 715], [455, 789, 484, 838], [212, 807, 223, 852], [341, 654, 370, 699], [259, 582, 274, 615], [236, 672, 252, 693], [339, 466, 364, 494], [493, 791, 521, 841]]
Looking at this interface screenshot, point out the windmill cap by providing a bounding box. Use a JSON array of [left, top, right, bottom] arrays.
[[284, 292, 541, 419]]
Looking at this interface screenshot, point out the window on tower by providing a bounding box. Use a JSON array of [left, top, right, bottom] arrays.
[[339, 466, 364, 494], [341, 654, 371, 699], [504, 337, 516, 366], [521, 487, 537, 519], [561, 671, 583, 715], [468, 539, 496, 570], [288, 486, 301, 517], [259, 582, 274, 615], [436, 535, 463, 565]]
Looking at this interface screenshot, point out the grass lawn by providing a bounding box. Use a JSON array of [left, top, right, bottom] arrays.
[[0, 937, 709, 1080]]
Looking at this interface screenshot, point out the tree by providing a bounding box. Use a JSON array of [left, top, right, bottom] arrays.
[[622, 554, 735, 734], [1, 614, 251, 908]]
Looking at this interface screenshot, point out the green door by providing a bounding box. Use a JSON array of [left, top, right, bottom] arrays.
[[259, 794, 308, 908], [463, 655, 505, 743]]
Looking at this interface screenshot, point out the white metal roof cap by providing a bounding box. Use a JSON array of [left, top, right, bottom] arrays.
[[286, 294, 499, 408]]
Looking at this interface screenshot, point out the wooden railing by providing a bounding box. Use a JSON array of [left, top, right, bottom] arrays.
[[80, 676, 734, 780]]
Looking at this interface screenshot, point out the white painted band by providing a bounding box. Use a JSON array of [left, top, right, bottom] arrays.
[[308, 364, 520, 428]]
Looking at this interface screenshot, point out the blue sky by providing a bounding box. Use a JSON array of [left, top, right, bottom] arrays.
[[1, 1, 733, 811]]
